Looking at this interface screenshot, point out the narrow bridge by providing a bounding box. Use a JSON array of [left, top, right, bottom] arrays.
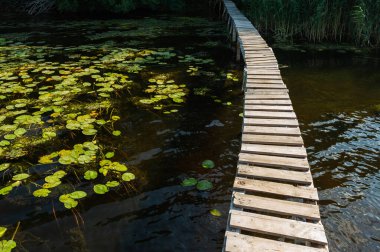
[[211, 0, 329, 251]]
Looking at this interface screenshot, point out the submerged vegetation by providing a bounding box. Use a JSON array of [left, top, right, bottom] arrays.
[[0, 15, 241, 250], [235, 0, 380, 46]]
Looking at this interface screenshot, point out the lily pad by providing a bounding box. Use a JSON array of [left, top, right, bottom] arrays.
[[33, 188, 51, 197], [105, 152, 114, 159], [202, 160, 215, 169], [12, 173, 30, 181], [93, 184, 109, 194], [181, 178, 197, 187], [0, 226, 6, 238], [0, 240, 16, 252], [112, 130, 121, 136], [121, 172, 135, 181], [84, 170, 98, 180], [106, 181, 120, 187], [69, 191, 87, 199], [196, 180, 213, 191], [0, 163, 10, 172], [210, 209, 222, 217]]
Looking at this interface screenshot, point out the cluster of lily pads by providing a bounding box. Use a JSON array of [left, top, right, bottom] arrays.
[[0, 225, 17, 252]]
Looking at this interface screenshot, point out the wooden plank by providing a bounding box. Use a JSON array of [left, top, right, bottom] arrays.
[[245, 99, 292, 105], [244, 126, 300, 136], [233, 178, 317, 200], [242, 133, 303, 146], [245, 94, 290, 99], [237, 164, 312, 185], [244, 111, 297, 119], [246, 79, 284, 84], [246, 84, 287, 89], [246, 90, 289, 95], [244, 105, 293, 111], [239, 153, 310, 171], [225, 231, 327, 252], [244, 118, 299, 127], [241, 143, 307, 158], [229, 210, 327, 245], [233, 193, 319, 219]]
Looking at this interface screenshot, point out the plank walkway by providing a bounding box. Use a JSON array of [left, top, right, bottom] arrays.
[[212, 0, 329, 251]]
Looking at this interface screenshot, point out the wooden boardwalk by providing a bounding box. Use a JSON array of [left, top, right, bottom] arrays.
[[212, 0, 329, 251]]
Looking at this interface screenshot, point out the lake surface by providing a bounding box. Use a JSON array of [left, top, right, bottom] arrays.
[[277, 49, 380, 252], [0, 13, 243, 251], [1, 10, 380, 252]]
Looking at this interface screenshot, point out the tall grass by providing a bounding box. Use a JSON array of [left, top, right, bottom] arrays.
[[236, 0, 380, 46]]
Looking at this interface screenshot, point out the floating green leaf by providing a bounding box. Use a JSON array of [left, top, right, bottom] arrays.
[[14, 128, 26, 137], [181, 178, 198, 187], [84, 170, 98, 180], [210, 209, 222, 217], [12, 173, 30, 181], [0, 186, 13, 196], [112, 130, 121, 136], [122, 172, 135, 182], [93, 184, 109, 194], [196, 180, 213, 191], [106, 181, 120, 187], [0, 240, 16, 252], [105, 152, 114, 159], [0, 163, 10, 172], [69, 191, 87, 199], [33, 188, 51, 197], [202, 160, 215, 169], [0, 227, 6, 238]]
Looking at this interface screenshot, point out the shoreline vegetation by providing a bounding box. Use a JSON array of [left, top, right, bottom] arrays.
[[1, 0, 380, 48], [234, 0, 380, 48]]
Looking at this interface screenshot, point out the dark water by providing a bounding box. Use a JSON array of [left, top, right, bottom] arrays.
[[277, 50, 380, 252], [0, 14, 243, 251]]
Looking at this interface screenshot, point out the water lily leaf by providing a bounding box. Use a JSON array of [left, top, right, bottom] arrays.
[[210, 209, 222, 217], [111, 116, 120, 121], [82, 128, 97, 136], [69, 191, 87, 199], [0, 163, 10, 172], [0, 240, 16, 252], [202, 160, 215, 169], [42, 181, 61, 188], [54, 170, 67, 178], [105, 152, 114, 159], [4, 134, 16, 140], [0, 140, 10, 147], [42, 131, 56, 139], [0, 226, 6, 238], [93, 184, 109, 194], [196, 180, 212, 191], [33, 188, 51, 197], [14, 128, 26, 136], [84, 170, 98, 180], [12, 173, 30, 181], [39, 155, 53, 164], [58, 155, 74, 165], [106, 181, 120, 187], [122, 172, 135, 182], [112, 130, 121, 136], [45, 175, 60, 183], [96, 119, 106, 125], [0, 186, 13, 195], [181, 178, 197, 187]]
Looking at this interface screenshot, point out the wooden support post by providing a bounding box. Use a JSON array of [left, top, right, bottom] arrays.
[[236, 41, 241, 62]]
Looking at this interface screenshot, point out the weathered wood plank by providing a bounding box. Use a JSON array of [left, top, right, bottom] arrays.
[[246, 84, 287, 89], [244, 125, 301, 136], [241, 143, 307, 158], [244, 118, 299, 126], [234, 177, 318, 200], [244, 105, 293, 111], [229, 210, 327, 245], [225, 231, 328, 252], [245, 99, 292, 105], [244, 111, 297, 119], [239, 153, 310, 171], [242, 133, 303, 146], [237, 164, 312, 184]]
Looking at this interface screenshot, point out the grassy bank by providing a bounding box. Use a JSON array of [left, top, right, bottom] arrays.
[[235, 0, 380, 47]]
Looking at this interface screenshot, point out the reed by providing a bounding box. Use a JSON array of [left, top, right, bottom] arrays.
[[236, 0, 380, 47]]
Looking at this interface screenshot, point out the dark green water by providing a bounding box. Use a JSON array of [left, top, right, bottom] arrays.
[[0, 14, 243, 251], [277, 50, 380, 252]]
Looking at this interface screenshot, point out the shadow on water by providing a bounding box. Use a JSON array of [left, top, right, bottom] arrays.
[[277, 49, 380, 252], [0, 12, 243, 252]]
